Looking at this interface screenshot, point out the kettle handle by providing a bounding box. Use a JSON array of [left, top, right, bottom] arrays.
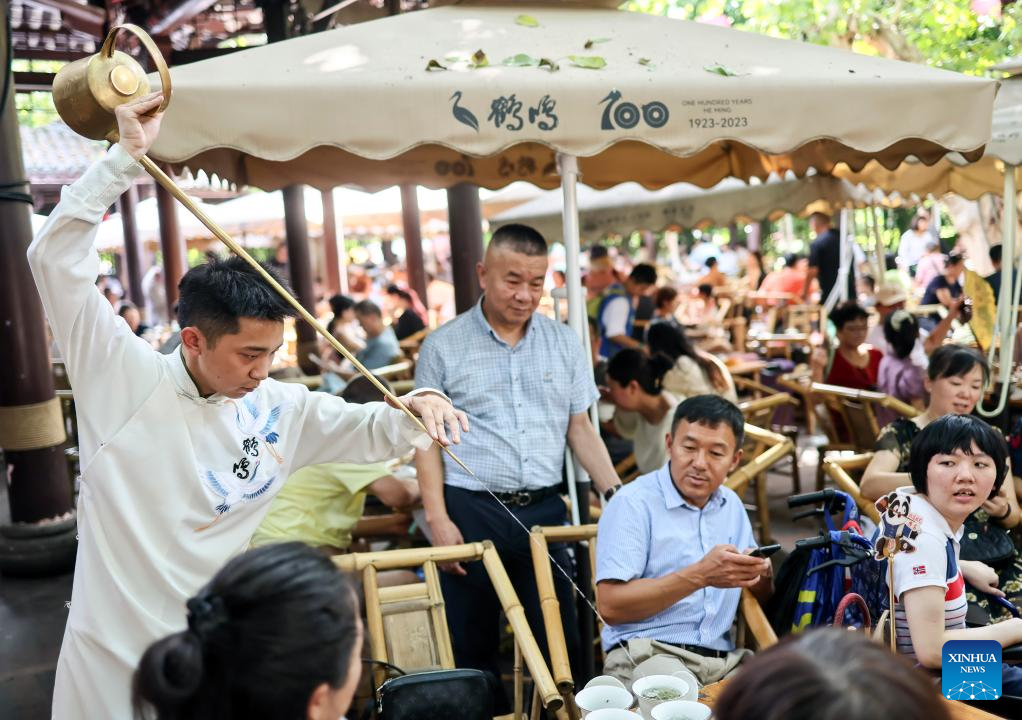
[[100, 24, 172, 113]]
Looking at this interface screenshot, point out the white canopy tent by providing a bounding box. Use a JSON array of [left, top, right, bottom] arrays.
[[492, 174, 887, 244]]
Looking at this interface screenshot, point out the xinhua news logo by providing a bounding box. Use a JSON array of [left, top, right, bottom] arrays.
[[942, 640, 1002, 700]]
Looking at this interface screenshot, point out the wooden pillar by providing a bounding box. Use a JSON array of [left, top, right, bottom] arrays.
[[283, 185, 318, 375], [0, 48, 73, 523], [447, 183, 484, 314], [155, 170, 186, 311], [119, 184, 144, 308], [401, 184, 428, 305], [321, 189, 341, 295]]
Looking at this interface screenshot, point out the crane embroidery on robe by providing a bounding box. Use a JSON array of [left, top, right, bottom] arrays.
[[195, 461, 276, 532], [233, 397, 290, 464]]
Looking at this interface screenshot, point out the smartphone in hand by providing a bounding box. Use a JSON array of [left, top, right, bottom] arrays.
[[748, 544, 781, 559]]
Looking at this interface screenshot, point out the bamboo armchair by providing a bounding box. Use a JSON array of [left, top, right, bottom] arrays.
[[820, 453, 881, 524], [335, 542, 563, 720], [528, 523, 777, 720], [728, 424, 796, 544]]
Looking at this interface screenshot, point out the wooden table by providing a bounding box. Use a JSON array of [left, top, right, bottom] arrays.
[[725, 360, 769, 385], [698, 679, 1004, 719]]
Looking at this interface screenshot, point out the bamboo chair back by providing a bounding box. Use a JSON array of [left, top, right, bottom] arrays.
[[783, 304, 823, 335], [810, 383, 916, 452], [335, 542, 563, 716], [821, 453, 881, 524]]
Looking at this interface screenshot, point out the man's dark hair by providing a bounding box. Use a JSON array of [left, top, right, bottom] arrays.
[[177, 256, 294, 346], [989, 244, 1002, 264], [946, 252, 964, 267], [629, 263, 657, 285], [927, 344, 989, 384], [670, 394, 744, 448], [909, 414, 1007, 499], [783, 253, 800, 267], [490, 224, 548, 256], [697, 283, 713, 298], [353, 299, 382, 318], [705, 256, 718, 269], [340, 375, 392, 404], [589, 245, 609, 260], [329, 294, 355, 317], [809, 212, 832, 226], [829, 301, 868, 331]]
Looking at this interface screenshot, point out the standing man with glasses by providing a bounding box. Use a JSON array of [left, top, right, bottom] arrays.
[[414, 224, 621, 710]]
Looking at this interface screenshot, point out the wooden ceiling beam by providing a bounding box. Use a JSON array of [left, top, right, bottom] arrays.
[[150, 0, 221, 36], [30, 0, 105, 37]]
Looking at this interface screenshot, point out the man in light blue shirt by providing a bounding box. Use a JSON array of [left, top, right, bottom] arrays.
[[415, 224, 621, 712], [596, 395, 773, 687], [353, 300, 401, 370]]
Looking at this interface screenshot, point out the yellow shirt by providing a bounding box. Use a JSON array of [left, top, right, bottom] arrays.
[[251, 462, 390, 549]]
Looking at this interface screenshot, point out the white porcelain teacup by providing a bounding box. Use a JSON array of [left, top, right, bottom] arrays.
[[650, 699, 712, 720], [631, 674, 692, 717], [585, 710, 643, 720], [575, 685, 634, 718]]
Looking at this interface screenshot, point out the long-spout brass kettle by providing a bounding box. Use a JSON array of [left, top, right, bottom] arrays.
[[52, 25, 475, 481]]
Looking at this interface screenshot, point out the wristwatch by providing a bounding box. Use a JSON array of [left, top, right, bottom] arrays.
[[603, 485, 622, 502]]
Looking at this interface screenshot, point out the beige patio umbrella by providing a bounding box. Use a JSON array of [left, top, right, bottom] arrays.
[[152, 1, 996, 194], [834, 75, 1021, 199], [492, 174, 887, 244]]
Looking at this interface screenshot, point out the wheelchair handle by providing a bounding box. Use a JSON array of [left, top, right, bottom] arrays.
[[788, 488, 835, 509]]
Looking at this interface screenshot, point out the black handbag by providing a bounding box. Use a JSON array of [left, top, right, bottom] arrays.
[[378, 669, 493, 720], [959, 512, 1016, 567]]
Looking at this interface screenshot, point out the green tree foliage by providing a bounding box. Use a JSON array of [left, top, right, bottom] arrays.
[[623, 0, 1021, 75]]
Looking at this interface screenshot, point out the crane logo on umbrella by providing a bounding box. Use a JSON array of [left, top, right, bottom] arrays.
[[232, 397, 290, 464], [195, 461, 277, 532], [450, 91, 480, 132]]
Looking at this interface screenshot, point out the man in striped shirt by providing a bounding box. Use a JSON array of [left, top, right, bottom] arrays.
[[596, 396, 773, 686]]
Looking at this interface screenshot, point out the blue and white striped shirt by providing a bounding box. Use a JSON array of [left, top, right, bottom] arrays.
[[596, 463, 756, 652], [414, 299, 598, 493]]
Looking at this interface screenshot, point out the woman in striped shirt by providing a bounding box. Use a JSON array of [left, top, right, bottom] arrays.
[[892, 415, 1022, 695]]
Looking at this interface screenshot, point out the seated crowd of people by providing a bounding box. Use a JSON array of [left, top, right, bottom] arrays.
[[64, 191, 1022, 719]]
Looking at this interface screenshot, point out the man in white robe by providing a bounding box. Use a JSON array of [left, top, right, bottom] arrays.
[[28, 93, 467, 720]]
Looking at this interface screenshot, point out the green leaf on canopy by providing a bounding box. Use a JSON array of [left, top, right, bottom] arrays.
[[568, 55, 607, 70], [704, 63, 740, 76], [515, 14, 540, 28], [584, 37, 611, 49], [425, 59, 448, 71], [502, 53, 539, 67], [471, 49, 489, 68], [539, 58, 560, 72]]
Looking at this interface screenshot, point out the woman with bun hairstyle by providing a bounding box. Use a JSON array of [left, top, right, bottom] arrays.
[[133, 542, 361, 720], [604, 349, 680, 475]]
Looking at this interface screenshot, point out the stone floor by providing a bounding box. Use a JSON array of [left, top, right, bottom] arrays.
[[0, 439, 833, 719]]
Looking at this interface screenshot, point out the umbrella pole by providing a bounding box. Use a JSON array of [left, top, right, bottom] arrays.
[[558, 153, 597, 682], [979, 164, 1019, 418], [135, 155, 474, 476], [558, 152, 592, 526]]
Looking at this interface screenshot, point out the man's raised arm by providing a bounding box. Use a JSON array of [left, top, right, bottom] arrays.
[[27, 94, 167, 450]]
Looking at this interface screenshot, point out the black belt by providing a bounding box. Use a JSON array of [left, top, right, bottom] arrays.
[[465, 485, 561, 508], [612, 640, 728, 659]]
